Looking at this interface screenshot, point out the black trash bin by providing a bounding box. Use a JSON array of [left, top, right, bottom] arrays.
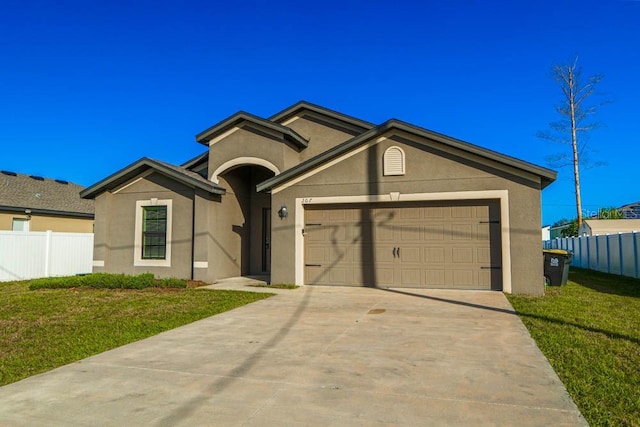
[[543, 249, 572, 286]]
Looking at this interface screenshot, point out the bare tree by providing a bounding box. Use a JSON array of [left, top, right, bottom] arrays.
[[538, 56, 608, 228]]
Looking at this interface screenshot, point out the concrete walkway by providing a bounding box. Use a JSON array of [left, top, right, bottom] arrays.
[[0, 286, 586, 426]]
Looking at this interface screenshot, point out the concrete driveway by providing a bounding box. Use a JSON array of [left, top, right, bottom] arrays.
[[0, 285, 586, 426]]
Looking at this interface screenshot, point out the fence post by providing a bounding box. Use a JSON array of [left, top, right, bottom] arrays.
[[44, 230, 52, 277], [619, 232, 624, 276], [606, 234, 611, 274], [634, 231, 639, 279]]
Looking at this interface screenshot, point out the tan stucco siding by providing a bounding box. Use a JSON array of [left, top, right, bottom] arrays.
[[93, 173, 195, 279], [270, 132, 544, 295], [0, 212, 93, 232], [283, 115, 364, 166], [207, 126, 286, 181]]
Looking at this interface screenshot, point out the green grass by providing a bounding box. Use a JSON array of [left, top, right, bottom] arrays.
[[507, 268, 640, 427], [0, 278, 272, 386]]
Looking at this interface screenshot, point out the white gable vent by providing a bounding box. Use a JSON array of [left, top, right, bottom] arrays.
[[383, 146, 405, 176]]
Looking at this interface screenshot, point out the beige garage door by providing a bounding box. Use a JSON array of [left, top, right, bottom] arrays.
[[304, 200, 502, 290]]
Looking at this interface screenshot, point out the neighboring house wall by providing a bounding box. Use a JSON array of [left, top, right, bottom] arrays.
[[0, 212, 93, 233], [579, 219, 640, 236]]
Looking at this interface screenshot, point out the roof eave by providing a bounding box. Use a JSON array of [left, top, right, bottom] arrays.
[[269, 101, 375, 130], [80, 158, 225, 199], [195, 112, 308, 148], [257, 120, 558, 192], [0, 205, 94, 218]]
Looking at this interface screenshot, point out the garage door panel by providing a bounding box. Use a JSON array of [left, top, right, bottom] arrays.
[[451, 270, 474, 287], [399, 246, 421, 263], [376, 268, 394, 286], [452, 247, 474, 263], [477, 247, 491, 264], [424, 225, 445, 240], [451, 224, 473, 241], [329, 268, 348, 284], [400, 269, 421, 287], [424, 247, 445, 263], [424, 206, 445, 218], [451, 206, 473, 218], [375, 224, 395, 241], [425, 269, 445, 286], [478, 270, 492, 288], [475, 205, 490, 219]]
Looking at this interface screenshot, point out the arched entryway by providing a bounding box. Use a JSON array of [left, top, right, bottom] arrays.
[[216, 164, 274, 278]]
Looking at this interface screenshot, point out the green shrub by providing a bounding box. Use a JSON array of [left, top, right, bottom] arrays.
[[28, 273, 186, 290]]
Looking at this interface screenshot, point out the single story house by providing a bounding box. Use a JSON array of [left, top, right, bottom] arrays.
[[579, 219, 640, 236], [81, 101, 556, 294], [0, 171, 94, 232]]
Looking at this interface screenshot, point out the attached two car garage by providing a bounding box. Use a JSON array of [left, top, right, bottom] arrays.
[[304, 199, 502, 290]]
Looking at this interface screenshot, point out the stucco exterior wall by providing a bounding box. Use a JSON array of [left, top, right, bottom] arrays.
[[270, 131, 544, 295], [207, 126, 287, 181], [93, 173, 195, 279], [283, 114, 364, 166], [0, 212, 93, 232]]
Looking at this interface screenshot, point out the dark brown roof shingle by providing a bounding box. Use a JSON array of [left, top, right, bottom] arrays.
[[0, 171, 94, 216]]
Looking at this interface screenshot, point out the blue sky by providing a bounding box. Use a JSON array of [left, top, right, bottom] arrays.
[[1, 0, 638, 225]]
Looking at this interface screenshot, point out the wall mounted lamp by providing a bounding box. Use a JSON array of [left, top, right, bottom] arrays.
[[25, 209, 32, 219], [278, 204, 288, 219]]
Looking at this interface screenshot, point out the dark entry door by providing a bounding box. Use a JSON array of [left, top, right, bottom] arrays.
[[262, 208, 271, 273]]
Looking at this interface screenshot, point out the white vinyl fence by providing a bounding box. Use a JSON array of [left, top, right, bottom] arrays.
[[0, 231, 93, 282], [544, 232, 640, 278]]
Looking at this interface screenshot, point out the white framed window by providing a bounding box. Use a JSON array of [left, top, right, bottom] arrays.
[[12, 218, 29, 232], [134, 199, 172, 267], [383, 146, 405, 176]]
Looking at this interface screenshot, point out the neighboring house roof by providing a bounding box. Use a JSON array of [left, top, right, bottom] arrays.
[[0, 170, 94, 217], [195, 111, 309, 148], [257, 119, 557, 192], [269, 100, 375, 131], [618, 202, 640, 219], [80, 158, 225, 199], [581, 219, 640, 235]]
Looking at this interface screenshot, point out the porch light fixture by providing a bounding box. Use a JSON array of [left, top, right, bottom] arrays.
[[278, 204, 288, 219]]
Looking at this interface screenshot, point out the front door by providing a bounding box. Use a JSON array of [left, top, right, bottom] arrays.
[[262, 208, 271, 273]]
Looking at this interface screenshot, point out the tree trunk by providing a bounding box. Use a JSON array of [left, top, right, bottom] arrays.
[[568, 66, 583, 228]]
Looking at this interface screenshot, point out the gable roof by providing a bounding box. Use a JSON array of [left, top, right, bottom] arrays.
[[257, 119, 557, 192], [0, 170, 94, 217], [269, 100, 375, 131], [80, 158, 225, 199], [195, 111, 309, 148], [181, 151, 209, 169]]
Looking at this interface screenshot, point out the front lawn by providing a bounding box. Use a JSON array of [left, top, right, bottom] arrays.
[[0, 276, 272, 386], [507, 268, 640, 427]]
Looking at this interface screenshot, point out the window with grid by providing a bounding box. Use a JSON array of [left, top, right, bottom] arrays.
[[142, 206, 167, 259]]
